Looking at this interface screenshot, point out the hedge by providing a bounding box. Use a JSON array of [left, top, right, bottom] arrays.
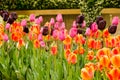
[[0, 0, 120, 10]]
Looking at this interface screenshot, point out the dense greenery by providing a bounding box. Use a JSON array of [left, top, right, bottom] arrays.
[[0, 0, 120, 10]]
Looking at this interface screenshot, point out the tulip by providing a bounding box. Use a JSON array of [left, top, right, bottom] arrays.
[[23, 27, 29, 33], [98, 20, 106, 30], [72, 21, 77, 28], [2, 12, 9, 21], [21, 19, 27, 27], [51, 45, 57, 55], [40, 41, 45, 47], [108, 25, 117, 34], [76, 14, 84, 24], [50, 18, 55, 25], [7, 16, 14, 24], [3, 34, 8, 42], [10, 12, 18, 20], [29, 14, 35, 22], [56, 14, 63, 22], [112, 16, 119, 26], [91, 22, 98, 32], [38, 16, 43, 23], [5, 23, 10, 30], [67, 53, 77, 64], [69, 28, 77, 38], [42, 26, 49, 36], [111, 54, 120, 67], [85, 28, 91, 36], [96, 16, 103, 25], [52, 30, 59, 39], [59, 30, 65, 41], [107, 68, 120, 80]]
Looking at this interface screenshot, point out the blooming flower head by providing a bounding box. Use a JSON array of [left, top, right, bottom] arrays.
[[56, 14, 63, 22], [85, 28, 91, 36], [5, 23, 10, 30], [51, 45, 57, 55], [29, 14, 35, 22], [107, 68, 120, 80], [112, 16, 119, 26], [59, 30, 65, 41], [50, 18, 55, 25], [21, 19, 27, 27], [63, 35, 72, 45], [69, 28, 77, 38], [67, 53, 77, 64], [81, 65, 94, 80], [91, 22, 98, 32]]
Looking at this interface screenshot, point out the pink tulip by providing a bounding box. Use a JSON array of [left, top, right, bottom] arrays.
[[54, 22, 59, 29], [29, 14, 35, 22], [60, 22, 65, 30], [50, 18, 55, 25], [56, 14, 63, 22], [91, 22, 98, 32], [72, 21, 77, 28], [38, 34, 43, 41], [21, 19, 27, 27], [40, 41, 45, 47], [69, 28, 77, 38], [85, 28, 91, 36], [5, 23, 10, 30], [59, 30, 65, 41], [39, 16, 43, 23], [52, 30, 59, 39], [112, 16, 119, 26], [35, 18, 40, 25], [3, 34, 8, 42], [81, 21, 86, 28]]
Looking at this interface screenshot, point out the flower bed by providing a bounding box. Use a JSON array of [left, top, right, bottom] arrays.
[[0, 10, 120, 80]]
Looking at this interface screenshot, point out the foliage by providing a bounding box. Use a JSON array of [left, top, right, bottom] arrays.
[[79, 0, 104, 26]]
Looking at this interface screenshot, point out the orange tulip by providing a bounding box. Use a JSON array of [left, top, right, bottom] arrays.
[[95, 40, 102, 50], [78, 46, 85, 54], [88, 38, 95, 49], [107, 68, 120, 80], [63, 35, 72, 45], [64, 49, 71, 59], [99, 55, 110, 68], [33, 39, 40, 48], [111, 47, 120, 55], [111, 54, 120, 68], [64, 44, 71, 50], [11, 32, 23, 42], [67, 53, 77, 64], [51, 45, 57, 55], [94, 30, 102, 38], [103, 28, 110, 38], [87, 50, 94, 60], [81, 66, 94, 80], [16, 38, 25, 49], [74, 34, 85, 44]]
